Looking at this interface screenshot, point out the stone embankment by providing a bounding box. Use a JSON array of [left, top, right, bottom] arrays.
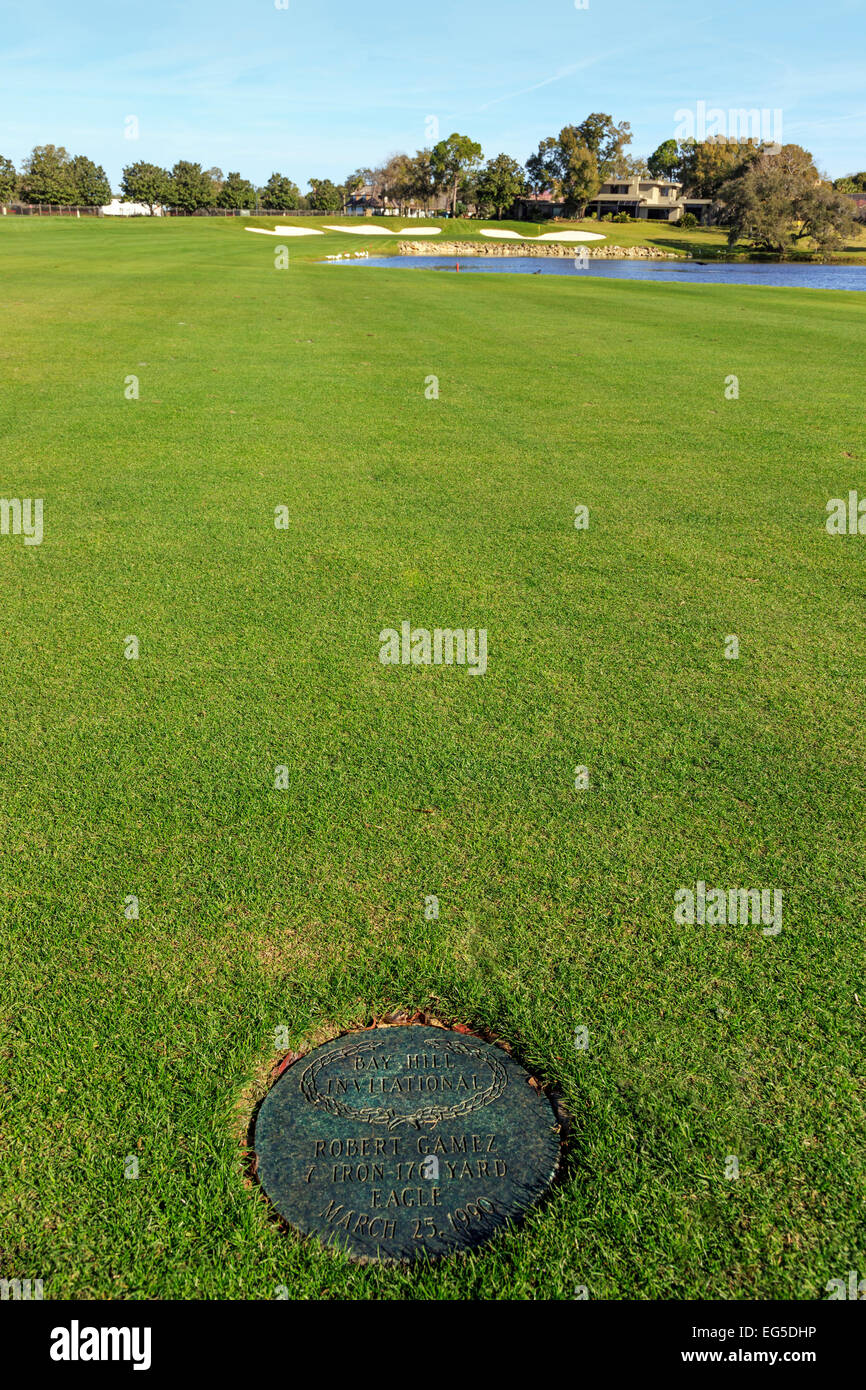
[[398, 240, 680, 259]]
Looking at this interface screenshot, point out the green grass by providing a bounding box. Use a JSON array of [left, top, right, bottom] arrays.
[[0, 216, 863, 1300]]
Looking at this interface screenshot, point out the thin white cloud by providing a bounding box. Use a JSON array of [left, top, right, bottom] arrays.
[[468, 16, 717, 120], [476, 59, 603, 112]]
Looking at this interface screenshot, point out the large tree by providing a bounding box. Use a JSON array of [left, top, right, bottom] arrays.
[[217, 171, 256, 209], [168, 161, 213, 212], [834, 172, 866, 194], [70, 155, 111, 206], [455, 168, 481, 215], [343, 169, 367, 199], [526, 115, 633, 215], [574, 113, 633, 181], [308, 178, 344, 212], [19, 145, 77, 204], [717, 144, 856, 256], [379, 153, 423, 215], [121, 161, 171, 213], [406, 149, 438, 212], [475, 153, 526, 218], [430, 132, 483, 215], [526, 130, 599, 216], [525, 137, 558, 196], [261, 173, 302, 210], [648, 138, 680, 181], [607, 152, 650, 178], [368, 161, 397, 213], [677, 136, 759, 198], [0, 155, 17, 203]]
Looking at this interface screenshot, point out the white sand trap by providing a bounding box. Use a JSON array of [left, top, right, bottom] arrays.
[[323, 223, 396, 235], [245, 225, 323, 236], [399, 226, 442, 235], [536, 230, 605, 242], [479, 227, 605, 242]]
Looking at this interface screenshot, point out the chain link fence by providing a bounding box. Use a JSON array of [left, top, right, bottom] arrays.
[[0, 203, 359, 217]]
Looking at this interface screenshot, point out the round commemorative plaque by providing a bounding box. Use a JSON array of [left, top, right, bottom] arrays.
[[254, 1025, 560, 1261]]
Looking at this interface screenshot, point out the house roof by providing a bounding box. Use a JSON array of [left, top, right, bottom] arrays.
[[348, 188, 397, 207]]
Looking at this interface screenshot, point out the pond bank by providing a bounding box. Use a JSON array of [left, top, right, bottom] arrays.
[[398, 240, 680, 259]]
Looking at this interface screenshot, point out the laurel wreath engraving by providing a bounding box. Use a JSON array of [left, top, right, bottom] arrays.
[[299, 1038, 507, 1129]]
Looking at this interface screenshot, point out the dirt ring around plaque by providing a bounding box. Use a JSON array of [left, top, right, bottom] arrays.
[[247, 1018, 563, 1263]]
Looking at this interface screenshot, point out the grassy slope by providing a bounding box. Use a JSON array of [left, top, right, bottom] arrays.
[[241, 212, 866, 262], [0, 216, 863, 1300]]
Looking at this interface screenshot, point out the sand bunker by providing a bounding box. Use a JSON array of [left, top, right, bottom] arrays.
[[536, 230, 605, 242], [323, 224, 396, 235], [479, 227, 605, 243], [244, 225, 323, 236], [321, 223, 442, 236]]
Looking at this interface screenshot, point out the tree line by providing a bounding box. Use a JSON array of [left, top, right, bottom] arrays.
[[1, 118, 862, 253], [0, 146, 113, 206], [0, 136, 525, 215]]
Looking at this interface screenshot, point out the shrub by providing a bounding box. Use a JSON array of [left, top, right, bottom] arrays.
[[680, 212, 699, 229]]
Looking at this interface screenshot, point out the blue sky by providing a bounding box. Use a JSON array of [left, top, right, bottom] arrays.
[[1, 0, 864, 187]]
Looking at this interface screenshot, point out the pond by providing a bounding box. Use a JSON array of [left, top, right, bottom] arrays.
[[330, 255, 866, 291]]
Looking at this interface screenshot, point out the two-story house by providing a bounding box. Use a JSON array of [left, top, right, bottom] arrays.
[[585, 178, 714, 224]]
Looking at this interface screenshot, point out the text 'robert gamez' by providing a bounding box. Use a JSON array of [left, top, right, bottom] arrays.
[[379, 621, 488, 675]]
